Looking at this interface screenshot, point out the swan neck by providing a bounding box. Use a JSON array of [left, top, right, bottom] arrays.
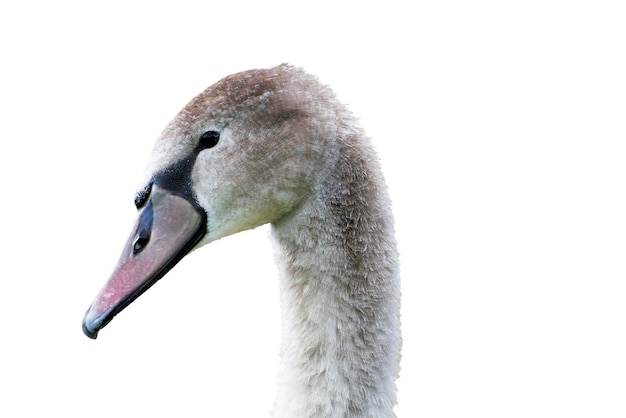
[[270, 139, 401, 417]]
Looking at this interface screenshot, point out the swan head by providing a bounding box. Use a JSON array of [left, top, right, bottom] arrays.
[[82, 65, 348, 338]]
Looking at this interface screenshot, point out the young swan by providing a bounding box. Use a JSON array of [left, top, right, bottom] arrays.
[[83, 64, 401, 417]]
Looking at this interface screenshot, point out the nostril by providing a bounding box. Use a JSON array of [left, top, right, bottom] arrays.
[[133, 198, 154, 256], [133, 236, 150, 255]]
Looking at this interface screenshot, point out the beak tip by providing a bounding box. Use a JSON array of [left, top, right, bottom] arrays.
[[82, 308, 100, 339], [82, 321, 99, 339]]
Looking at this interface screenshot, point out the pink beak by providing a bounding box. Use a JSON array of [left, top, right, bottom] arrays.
[[82, 185, 205, 339]]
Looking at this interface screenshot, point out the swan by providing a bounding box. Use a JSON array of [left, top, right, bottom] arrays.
[[82, 64, 401, 417]]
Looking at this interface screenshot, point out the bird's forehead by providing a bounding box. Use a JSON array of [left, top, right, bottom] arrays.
[[163, 69, 285, 136], [138, 66, 306, 189]]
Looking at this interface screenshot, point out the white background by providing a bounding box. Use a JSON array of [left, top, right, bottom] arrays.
[[1, 1, 624, 416]]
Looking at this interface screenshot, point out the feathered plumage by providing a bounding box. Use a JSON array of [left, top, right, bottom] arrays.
[[83, 65, 401, 417]]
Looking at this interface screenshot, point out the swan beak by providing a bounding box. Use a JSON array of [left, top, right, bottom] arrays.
[[82, 185, 206, 339]]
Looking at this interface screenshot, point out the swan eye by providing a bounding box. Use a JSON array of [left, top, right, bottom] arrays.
[[199, 130, 220, 149]]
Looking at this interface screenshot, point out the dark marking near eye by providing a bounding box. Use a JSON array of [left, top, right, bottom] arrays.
[[132, 137, 209, 219], [153, 156, 194, 196]]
